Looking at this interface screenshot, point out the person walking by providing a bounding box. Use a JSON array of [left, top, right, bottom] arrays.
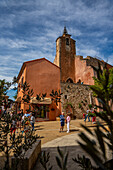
[[66, 113, 71, 133], [11, 119, 16, 141], [84, 108, 90, 122], [20, 109, 24, 117], [21, 113, 25, 134], [30, 113, 35, 131], [60, 112, 65, 132]]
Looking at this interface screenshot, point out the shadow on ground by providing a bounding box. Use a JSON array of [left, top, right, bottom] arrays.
[[36, 128, 44, 130], [70, 129, 79, 132], [35, 125, 44, 127], [33, 145, 97, 170]]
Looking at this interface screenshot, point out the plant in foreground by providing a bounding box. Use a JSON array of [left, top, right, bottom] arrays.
[[75, 65, 113, 169], [39, 151, 52, 170]]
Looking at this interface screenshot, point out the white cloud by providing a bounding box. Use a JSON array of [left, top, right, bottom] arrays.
[[0, 75, 12, 82], [0, 0, 113, 84], [107, 55, 113, 65], [0, 38, 30, 48], [77, 47, 101, 58]]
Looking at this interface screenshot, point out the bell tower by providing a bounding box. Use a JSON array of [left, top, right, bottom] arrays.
[[54, 27, 76, 83]]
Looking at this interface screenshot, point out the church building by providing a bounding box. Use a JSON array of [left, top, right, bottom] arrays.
[[17, 27, 112, 120], [54, 27, 112, 84]]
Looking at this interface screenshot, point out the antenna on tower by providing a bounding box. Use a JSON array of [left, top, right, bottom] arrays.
[[63, 20, 68, 35]]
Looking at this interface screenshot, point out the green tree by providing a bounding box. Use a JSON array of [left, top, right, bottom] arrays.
[[50, 90, 63, 106], [22, 81, 34, 104], [12, 76, 18, 100], [0, 79, 11, 108], [0, 79, 37, 170]]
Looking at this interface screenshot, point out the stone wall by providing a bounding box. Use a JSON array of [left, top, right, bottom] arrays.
[[61, 82, 95, 119], [86, 56, 105, 68]]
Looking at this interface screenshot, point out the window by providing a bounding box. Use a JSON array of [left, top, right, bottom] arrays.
[[65, 95, 67, 99], [77, 79, 81, 84], [66, 38, 69, 45]]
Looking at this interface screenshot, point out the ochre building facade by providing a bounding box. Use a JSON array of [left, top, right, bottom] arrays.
[[17, 58, 61, 120]]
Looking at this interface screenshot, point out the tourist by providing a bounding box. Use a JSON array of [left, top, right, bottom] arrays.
[[66, 113, 71, 133], [83, 113, 86, 119], [30, 113, 35, 131], [11, 118, 16, 141], [60, 112, 65, 132], [25, 110, 31, 119], [92, 108, 96, 124], [9, 111, 13, 118], [1, 105, 5, 115], [84, 108, 90, 122], [24, 110, 28, 117], [20, 109, 24, 116], [21, 113, 25, 133]]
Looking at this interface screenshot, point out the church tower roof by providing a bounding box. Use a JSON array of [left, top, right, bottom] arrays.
[[62, 26, 71, 37], [63, 26, 68, 35]]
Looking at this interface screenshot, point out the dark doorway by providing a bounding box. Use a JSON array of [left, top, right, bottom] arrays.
[[66, 78, 73, 83]]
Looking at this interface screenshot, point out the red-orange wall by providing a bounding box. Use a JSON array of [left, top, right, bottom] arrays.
[[26, 59, 60, 97], [75, 56, 94, 85]]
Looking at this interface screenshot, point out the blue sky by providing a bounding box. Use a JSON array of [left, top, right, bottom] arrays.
[[0, 0, 113, 85]]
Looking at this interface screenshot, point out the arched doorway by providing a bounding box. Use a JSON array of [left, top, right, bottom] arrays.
[[77, 79, 81, 84], [66, 78, 73, 83]]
